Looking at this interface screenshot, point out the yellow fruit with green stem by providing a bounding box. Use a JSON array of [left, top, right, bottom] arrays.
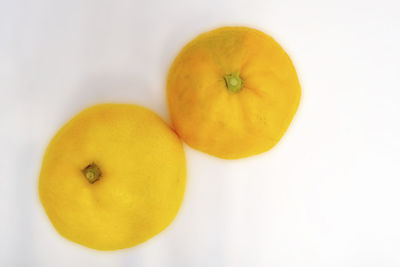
[[39, 104, 186, 250], [167, 26, 301, 159]]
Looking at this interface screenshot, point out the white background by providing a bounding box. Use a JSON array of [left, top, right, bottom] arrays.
[[1, 0, 400, 266]]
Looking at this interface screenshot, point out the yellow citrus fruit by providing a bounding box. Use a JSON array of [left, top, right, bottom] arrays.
[[39, 104, 186, 250], [167, 26, 301, 159]]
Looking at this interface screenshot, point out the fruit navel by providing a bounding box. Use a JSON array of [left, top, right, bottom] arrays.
[[82, 163, 102, 184], [224, 71, 243, 93]]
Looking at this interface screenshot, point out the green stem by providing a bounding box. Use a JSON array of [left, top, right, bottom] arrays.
[[82, 163, 101, 184], [224, 71, 243, 93]]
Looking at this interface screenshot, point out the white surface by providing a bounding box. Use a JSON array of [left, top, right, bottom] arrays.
[[1, 0, 400, 266]]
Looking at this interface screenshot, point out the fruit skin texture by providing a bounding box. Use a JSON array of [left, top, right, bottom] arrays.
[[39, 104, 186, 250], [167, 26, 301, 159]]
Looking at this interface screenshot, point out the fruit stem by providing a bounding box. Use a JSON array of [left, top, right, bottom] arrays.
[[82, 163, 101, 184], [224, 71, 243, 93]]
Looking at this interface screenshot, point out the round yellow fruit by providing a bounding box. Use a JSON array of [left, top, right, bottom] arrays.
[[167, 26, 301, 159], [39, 104, 186, 250]]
